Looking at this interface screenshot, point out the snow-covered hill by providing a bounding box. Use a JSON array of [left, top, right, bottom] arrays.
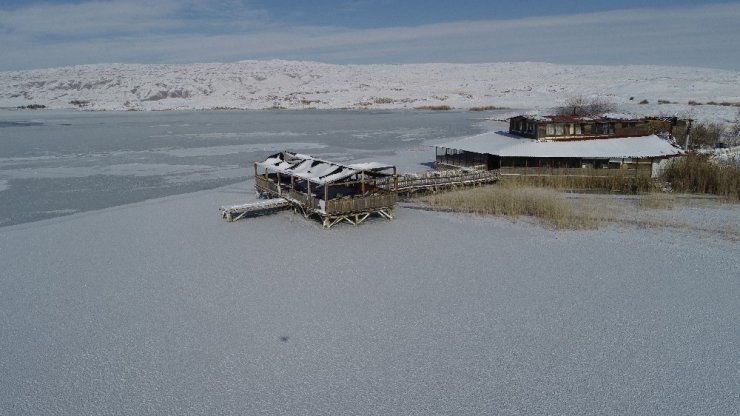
[[1, 60, 739, 121]]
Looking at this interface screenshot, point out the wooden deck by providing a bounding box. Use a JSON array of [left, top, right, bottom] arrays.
[[252, 175, 397, 228], [220, 198, 292, 222], [397, 169, 500, 194], [225, 168, 500, 228]]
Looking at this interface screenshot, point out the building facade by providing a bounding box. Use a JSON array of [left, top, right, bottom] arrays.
[[508, 115, 690, 143]]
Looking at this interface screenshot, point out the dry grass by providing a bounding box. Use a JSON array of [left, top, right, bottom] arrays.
[[637, 193, 676, 209], [469, 105, 508, 111], [415, 182, 739, 237], [501, 174, 654, 193], [415, 105, 453, 111], [419, 185, 598, 229], [663, 153, 740, 201]]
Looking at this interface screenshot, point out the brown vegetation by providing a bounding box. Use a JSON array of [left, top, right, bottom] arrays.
[[689, 120, 739, 148], [500, 174, 654, 193], [419, 184, 597, 229], [662, 153, 740, 201], [415, 105, 453, 111], [555, 96, 616, 116], [469, 105, 508, 111]]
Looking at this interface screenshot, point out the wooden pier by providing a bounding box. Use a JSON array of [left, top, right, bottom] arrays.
[[221, 152, 500, 228], [397, 169, 500, 195], [220, 198, 292, 222]]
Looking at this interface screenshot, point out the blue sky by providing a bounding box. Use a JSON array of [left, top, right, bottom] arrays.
[[1, 0, 739, 70]]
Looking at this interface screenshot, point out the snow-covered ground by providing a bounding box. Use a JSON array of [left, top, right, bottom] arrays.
[[1, 78, 739, 413], [2, 60, 739, 122], [1, 179, 738, 415]]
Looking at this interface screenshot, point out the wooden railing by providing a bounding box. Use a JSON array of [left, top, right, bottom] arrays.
[[255, 175, 280, 194], [397, 169, 500, 192], [325, 194, 398, 215], [287, 191, 321, 211], [258, 175, 397, 215]]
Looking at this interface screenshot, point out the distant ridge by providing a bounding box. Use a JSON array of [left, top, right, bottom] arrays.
[[1, 61, 739, 121]]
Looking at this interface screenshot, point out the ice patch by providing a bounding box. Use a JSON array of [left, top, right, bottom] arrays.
[[5, 163, 229, 179], [154, 142, 326, 157], [41, 209, 79, 215], [149, 131, 309, 139]]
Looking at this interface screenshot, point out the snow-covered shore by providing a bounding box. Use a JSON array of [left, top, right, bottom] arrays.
[[2, 60, 739, 122], [1, 180, 738, 414]]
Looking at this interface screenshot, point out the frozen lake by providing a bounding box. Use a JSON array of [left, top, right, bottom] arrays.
[[0, 109, 496, 227], [1, 109, 738, 415]]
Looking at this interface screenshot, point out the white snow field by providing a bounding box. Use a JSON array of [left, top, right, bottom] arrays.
[[1, 177, 739, 415], [1, 61, 739, 414], [2, 60, 739, 122]]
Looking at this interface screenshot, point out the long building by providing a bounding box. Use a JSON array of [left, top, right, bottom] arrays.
[[436, 116, 686, 177], [508, 115, 691, 142]]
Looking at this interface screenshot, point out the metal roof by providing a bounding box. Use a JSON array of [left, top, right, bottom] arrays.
[[510, 114, 644, 123], [255, 152, 395, 184], [436, 131, 684, 159]]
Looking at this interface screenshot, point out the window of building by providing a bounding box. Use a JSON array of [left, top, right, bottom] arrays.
[[575, 124, 582, 135], [554, 124, 565, 135], [546, 124, 555, 135], [594, 123, 614, 134]]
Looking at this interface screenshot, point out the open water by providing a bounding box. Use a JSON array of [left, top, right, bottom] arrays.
[[0, 109, 499, 226]]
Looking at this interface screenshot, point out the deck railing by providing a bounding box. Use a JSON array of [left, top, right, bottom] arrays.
[[255, 175, 280, 194], [257, 174, 398, 215], [397, 169, 500, 192], [325, 193, 398, 215]]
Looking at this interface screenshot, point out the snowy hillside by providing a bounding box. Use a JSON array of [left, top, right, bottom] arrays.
[[1, 60, 739, 121]]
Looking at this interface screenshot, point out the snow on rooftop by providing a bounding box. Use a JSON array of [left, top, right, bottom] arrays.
[[437, 131, 684, 159], [347, 162, 395, 171], [256, 152, 394, 184]]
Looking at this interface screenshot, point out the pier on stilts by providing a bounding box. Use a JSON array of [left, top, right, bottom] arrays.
[[221, 151, 500, 228]]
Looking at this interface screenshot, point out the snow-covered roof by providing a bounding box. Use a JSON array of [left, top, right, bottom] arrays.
[[256, 152, 394, 184], [510, 113, 643, 123], [437, 131, 684, 159]]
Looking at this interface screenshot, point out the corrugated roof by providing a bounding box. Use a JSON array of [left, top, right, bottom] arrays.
[[436, 131, 684, 159], [255, 152, 394, 184]]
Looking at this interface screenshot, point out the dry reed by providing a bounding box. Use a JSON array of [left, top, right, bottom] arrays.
[[469, 105, 507, 111], [662, 153, 740, 201], [415, 105, 453, 111], [501, 174, 654, 193], [419, 185, 598, 229]]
